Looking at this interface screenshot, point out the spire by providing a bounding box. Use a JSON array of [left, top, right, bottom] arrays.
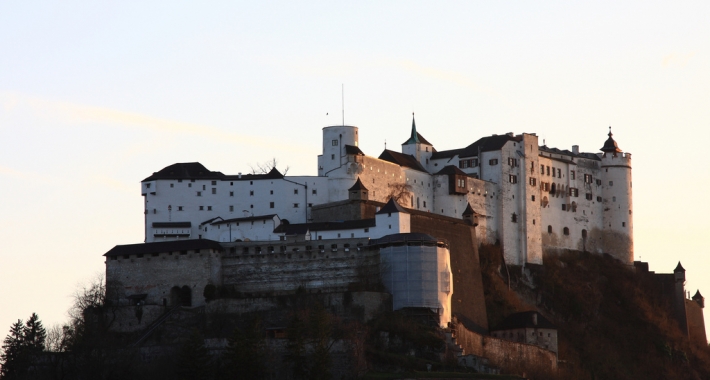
[[674, 261, 686, 273], [600, 126, 622, 153], [403, 113, 420, 145]]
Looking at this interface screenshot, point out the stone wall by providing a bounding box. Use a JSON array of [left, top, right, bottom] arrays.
[[409, 213, 488, 331], [685, 299, 707, 347], [452, 317, 557, 373]]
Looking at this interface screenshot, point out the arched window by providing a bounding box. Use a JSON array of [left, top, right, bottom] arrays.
[[547, 225, 552, 234], [563, 227, 570, 236], [582, 229, 588, 239]]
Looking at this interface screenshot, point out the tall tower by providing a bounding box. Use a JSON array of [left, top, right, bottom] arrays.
[[318, 125, 359, 176], [401, 114, 433, 170], [600, 128, 633, 262]]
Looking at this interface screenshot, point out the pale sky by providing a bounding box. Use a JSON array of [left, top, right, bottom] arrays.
[[1, 2, 709, 339]]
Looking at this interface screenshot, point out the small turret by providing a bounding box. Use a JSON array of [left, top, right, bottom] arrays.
[[401, 114, 434, 171], [693, 290, 705, 308], [462, 203, 478, 226], [674, 261, 686, 284], [348, 177, 369, 201]]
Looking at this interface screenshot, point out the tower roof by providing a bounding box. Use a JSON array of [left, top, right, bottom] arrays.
[[674, 261, 686, 273], [600, 127, 622, 153], [376, 197, 408, 215], [693, 290, 704, 300], [402, 114, 420, 145], [348, 177, 368, 191], [462, 203, 475, 217]]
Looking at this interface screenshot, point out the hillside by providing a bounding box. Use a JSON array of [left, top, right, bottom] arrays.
[[479, 244, 710, 380]]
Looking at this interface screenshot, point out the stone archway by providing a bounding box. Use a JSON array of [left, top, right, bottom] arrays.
[[180, 285, 192, 307]]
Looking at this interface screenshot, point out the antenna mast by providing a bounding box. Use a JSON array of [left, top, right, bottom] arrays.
[[341, 84, 345, 126]]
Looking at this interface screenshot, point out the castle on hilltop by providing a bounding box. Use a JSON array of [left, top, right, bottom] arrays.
[[141, 117, 633, 265]]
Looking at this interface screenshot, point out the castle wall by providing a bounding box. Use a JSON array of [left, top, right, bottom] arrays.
[[452, 318, 557, 373], [220, 238, 375, 294], [106, 246, 222, 307], [410, 214, 488, 330], [685, 299, 707, 347]]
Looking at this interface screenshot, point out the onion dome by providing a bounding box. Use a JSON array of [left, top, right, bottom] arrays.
[[600, 127, 622, 153]]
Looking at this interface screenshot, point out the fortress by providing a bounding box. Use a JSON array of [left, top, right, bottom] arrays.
[[140, 117, 633, 265]]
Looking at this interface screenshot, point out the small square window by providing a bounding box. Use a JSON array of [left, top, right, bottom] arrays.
[[312, 189, 317, 195], [208, 206, 212, 211], [197, 191, 202, 196], [170, 183, 174, 188], [211, 181, 216, 185], [229, 206, 234, 212], [178, 206, 183, 211], [212, 188, 216, 194], [199, 206, 204, 210], [293, 203, 299, 208]]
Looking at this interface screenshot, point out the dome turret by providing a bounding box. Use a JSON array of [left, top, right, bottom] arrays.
[[600, 127, 622, 153]]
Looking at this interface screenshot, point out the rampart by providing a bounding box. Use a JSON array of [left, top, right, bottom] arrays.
[[451, 317, 557, 373]]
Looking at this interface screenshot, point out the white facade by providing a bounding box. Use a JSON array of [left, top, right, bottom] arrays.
[[141, 121, 633, 265]]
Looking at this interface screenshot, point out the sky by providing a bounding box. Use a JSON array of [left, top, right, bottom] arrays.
[[1, 2, 709, 339]]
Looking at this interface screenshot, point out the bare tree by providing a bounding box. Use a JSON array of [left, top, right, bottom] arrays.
[[387, 183, 413, 207], [249, 158, 289, 176]]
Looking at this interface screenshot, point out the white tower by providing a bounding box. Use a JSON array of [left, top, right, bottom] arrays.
[[401, 114, 433, 170], [600, 128, 633, 262], [318, 125, 359, 176]]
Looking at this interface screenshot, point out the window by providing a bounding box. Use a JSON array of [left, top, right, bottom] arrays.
[[509, 175, 518, 184], [489, 159, 498, 165], [609, 181, 613, 186], [211, 181, 216, 185], [511, 213, 517, 223], [146, 183, 151, 188], [532, 195, 536, 201], [584, 174, 593, 183], [188, 183, 192, 187], [596, 179, 602, 186], [230, 191, 234, 197], [332, 139, 338, 146], [540, 164, 544, 174], [612, 196, 616, 202], [178, 206, 183, 211], [548, 225, 552, 234], [212, 188, 216, 194], [207, 206, 212, 211], [312, 189, 317, 195], [293, 203, 299, 208], [507, 157, 519, 167], [552, 167, 556, 178], [423, 201, 426, 207], [571, 170, 576, 180], [270, 202, 274, 208], [557, 168, 561, 177], [203, 185, 206, 190], [170, 183, 174, 188], [546, 166, 550, 176], [562, 204, 566, 211], [331, 154, 335, 160], [294, 189, 298, 195], [270, 190, 273, 195], [582, 229, 588, 239], [197, 191, 202, 196], [569, 188, 579, 197], [586, 193, 593, 200], [622, 222, 626, 227], [250, 190, 254, 196], [529, 177, 537, 186], [597, 196, 602, 202], [199, 206, 204, 210], [229, 206, 234, 212], [563, 227, 570, 235]]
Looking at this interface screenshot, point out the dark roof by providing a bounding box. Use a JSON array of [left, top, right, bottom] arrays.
[[539, 146, 601, 162], [693, 290, 704, 300], [143, 163, 283, 182], [348, 177, 368, 191], [376, 198, 408, 215], [490, 311, 556, 331], [345, 144, 365, 156], [274, 219, 376, 235], [431, 134, 521, 160], [462, 203, 475, 217], [104, 239, 223, 257], [378, 150, 428, 172], [211, 214, 277, 225], [434, 165, 467, 176], [675, 261, 686, 272], [152, 222, 191, 228], [369, 232, 442, 247], [601, 128, 622, 153]]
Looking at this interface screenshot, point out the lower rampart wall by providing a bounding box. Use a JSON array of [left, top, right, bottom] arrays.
[[452, 317, 557, 373]]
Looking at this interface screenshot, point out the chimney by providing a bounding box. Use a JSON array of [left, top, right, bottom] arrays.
[[532, 313, 538, 326], [238, 172, 242, 179], [572, 145, 579, 154]]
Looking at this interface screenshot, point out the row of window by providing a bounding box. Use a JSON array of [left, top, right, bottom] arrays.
[[458, 158, 478, 168], [230, 242, 365, 254], [196, 188, 317, 197]]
